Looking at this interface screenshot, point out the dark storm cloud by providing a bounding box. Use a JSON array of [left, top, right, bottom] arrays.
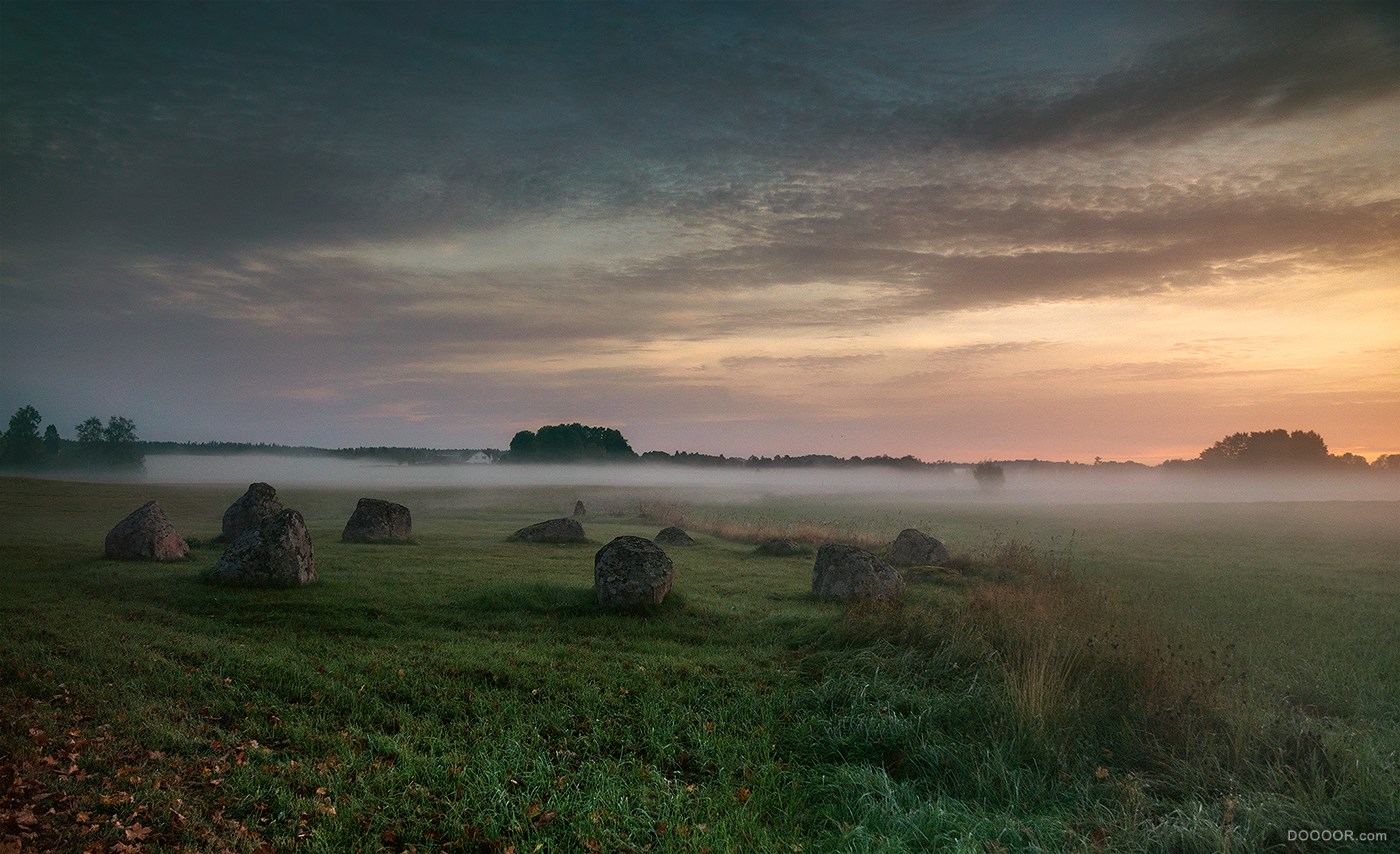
[[7, 1, 1394, 261], [950, 2, 1400, 149]]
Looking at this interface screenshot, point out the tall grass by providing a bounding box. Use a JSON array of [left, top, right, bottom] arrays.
[[797, 542, 1398, 850]]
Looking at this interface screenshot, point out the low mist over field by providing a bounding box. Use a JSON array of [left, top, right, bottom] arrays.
[[54, 453, 1400, 504]]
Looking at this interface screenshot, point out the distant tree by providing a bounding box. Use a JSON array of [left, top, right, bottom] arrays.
[[506, 423, 637, 462], [1373, 454, 1400, 472], [1333, 452, 1371, 471], [1198, 428, 1331, 469], [1, 405, 44, 467], [102, 416, 142, 468], [75, 416, 104, 461], [76, 416, 104, 447], [42, 424, 62, 458], [73, 414, 143, 468], [509, 430, 537, 458], [972, 460, 1005, 489]]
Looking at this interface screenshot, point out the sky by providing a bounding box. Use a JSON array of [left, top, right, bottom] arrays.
[[2, 1, 1398, 463]]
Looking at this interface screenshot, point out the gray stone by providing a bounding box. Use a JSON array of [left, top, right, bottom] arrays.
[[221, 482, 283, 542], [573, 500, 587, 517], [754, 537, 807, 557], [812, 544, 905, 602], [104, 500, 189, 561], [595, 536, 674, 607], [654, 526, 695, 546], [510, 518, 585, 543], [888, 528, 950, 567], [207, 509, 316, 587], [342, 498, 412, 543]]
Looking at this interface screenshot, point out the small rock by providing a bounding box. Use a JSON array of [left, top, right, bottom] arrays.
[[654, 526, 695, 546], [888, 528, 951, 567], [342, 498, 412, 543], [509, 518, 586, 543], [754, 537, 807, 557], [595, 536, 674, 607], [104, 500, 189, 561], [207, 509, 316, 587], [812, 544, 905, 602], [221, 482, 283, 542], [573, 500, 587, 517]]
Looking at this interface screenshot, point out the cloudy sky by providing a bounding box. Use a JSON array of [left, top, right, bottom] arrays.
[[2, 1, 1397, 462]]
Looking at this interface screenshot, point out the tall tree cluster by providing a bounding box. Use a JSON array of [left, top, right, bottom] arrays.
[[507, 423, 637, 462], [0, 405, 144, 469]]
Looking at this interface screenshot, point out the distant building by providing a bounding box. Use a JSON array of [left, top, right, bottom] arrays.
[[465, 451, 494, 464]]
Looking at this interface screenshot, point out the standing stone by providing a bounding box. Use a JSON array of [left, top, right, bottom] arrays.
[[221, 482, 283, 542], [342, 498, 412, 543], [207, 509, 316, 587], [595, 536, 674, 607], [104, 500, 189, 561], [654, 526, 695, 546], [888, 528, 951, 567], [509, 518, 586, 543], [573, 500, 587, 517], [812, 544, 905, 602]]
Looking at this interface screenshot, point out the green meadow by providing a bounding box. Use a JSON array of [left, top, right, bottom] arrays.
[[1, 476, 1396, 852]]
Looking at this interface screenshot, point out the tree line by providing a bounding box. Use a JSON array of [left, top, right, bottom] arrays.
[[5, 408, 1395, 474], [0, 405, 144, 470]]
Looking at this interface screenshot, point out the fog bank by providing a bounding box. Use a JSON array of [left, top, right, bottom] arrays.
[[19, 454, 1399, 505]]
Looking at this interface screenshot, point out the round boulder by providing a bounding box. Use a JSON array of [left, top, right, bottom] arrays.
[[104, 500, 189, 561], [342, 498, 412, 543], [509, 518, 585, 543], [207, 509, 316, 587], [595, 536, 674, 607], [812, 544, 905, 602], [221, 482, 283, 542], [888, 528, 950, 567], [754, 537, 807, 557], [654, 526, 695, 546]]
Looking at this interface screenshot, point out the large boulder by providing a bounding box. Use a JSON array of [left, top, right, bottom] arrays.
[[221, 482, 283, 542], [812, 544, 905, 602], [509, 518, 585, 543], [595, 536, 674, 607], [754, 537, 807, 557], [888, 528, 950, 567], [654, 526, 695, 546], [207, 509, 316, 587], [342, 498, 412, 543], [104, 500, 189, 561]]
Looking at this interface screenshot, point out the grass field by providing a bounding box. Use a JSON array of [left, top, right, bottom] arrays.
[[1, 476, 1397, 852]]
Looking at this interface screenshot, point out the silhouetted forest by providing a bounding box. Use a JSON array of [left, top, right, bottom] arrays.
[[3, 406, 1395, 474]]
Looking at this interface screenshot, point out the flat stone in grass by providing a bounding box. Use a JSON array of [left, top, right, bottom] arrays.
[[888, 528, 951, 567], [221, 482, 283, 542], [104, 500, 189, 561], [654, 526, 695, 546], [207, 509, 316, 587], [342, 498, 412, 543], [595, 536, 674, 607], [754, 537, 807, 557], [509, 518, 585, 543], [812, 543, 905, 602]]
